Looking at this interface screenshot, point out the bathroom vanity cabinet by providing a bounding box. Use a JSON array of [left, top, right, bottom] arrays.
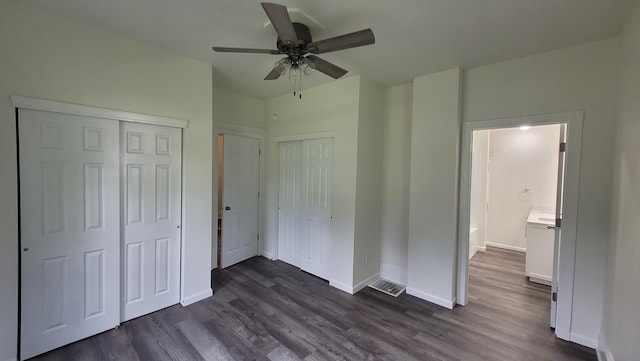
[[525, 210, 555, 286]]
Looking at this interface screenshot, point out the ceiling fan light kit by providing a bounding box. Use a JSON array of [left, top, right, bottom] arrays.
[[212, 2, 375, 98]]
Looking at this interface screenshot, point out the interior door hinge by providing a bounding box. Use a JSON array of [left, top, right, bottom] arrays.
[[259, 148, 261, 156], [552, 292, 558, 302], [555, 218, 562, 228], [257, 234, 260, 241], [559, 142, 567, 152]]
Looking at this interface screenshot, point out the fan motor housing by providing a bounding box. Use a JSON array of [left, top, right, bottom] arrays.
[[277, 22, 312, 54]]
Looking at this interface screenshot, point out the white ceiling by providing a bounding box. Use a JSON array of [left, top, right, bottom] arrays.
[[23, 0, 637, 99]]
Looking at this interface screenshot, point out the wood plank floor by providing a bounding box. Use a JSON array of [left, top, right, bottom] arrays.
[[30, 247, 596, 360]]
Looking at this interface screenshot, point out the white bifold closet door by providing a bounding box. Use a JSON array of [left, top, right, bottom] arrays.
[[19, 109, 120, 360], [121, 122, 182, 321], [278, 138, 332, 280]]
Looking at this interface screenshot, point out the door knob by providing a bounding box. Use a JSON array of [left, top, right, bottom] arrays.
[[225, 206, 231, 211]]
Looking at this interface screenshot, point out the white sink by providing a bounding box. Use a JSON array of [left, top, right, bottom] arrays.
[[527, 210, 556, 225]]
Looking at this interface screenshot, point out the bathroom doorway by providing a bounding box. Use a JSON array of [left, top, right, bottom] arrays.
[[457, 111, 583, 341], [469, 125, 560, 274], [466, 124, 560, 330]]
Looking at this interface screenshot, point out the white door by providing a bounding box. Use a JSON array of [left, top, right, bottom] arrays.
[[550, 124, 567, 328], [278, 139, 332, 279], [298, 139, 332, 278], [121, 122, 182, 321], [221, 134, 260, 268], [278, 141, 303, 267], [19, 109, 120, 360]]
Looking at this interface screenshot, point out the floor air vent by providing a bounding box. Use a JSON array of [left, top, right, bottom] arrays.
[[368, 278, 406, 297]]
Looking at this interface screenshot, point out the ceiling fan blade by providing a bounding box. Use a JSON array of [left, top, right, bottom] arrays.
[[306, 55, 348, 79], [308, 29, 375, 54], [212, 46, 280, 54], [261, 2, 298, 45], [264, 67, 282, 80]]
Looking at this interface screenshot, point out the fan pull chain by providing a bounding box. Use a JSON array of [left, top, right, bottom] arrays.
[[292, 72, 303, 99], [293, 77, 296, 97]]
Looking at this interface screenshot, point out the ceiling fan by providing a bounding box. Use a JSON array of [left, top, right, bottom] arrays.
[[212, 2, 375, 97]]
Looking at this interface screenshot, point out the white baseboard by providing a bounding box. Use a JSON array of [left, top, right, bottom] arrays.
[[406, 287, 454, 309], [353, 272, 381, 294], [485, 242, 526, 253], [469, 247, 478, 260], [570, 332, 598, 349], [329, 273, 380, 295], [329, 279, 355, 294], [597, 348, 614, 361], [181, 288, 213, 306], [261, 251, 276, 260], [478, 245, 486, 252], [597, 333, 614, 361], [380, 263, 408, 286]]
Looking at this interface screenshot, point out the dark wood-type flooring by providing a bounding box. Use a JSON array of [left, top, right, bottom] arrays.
[[30, 246, 596, 360]]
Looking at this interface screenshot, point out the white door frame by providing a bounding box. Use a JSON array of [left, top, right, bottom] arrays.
[[11, 95, 190, 313], [213, 121, 265, 269], [456, 111, 583, 341]]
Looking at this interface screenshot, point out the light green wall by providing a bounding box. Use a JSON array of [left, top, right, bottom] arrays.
[[0, 2, 213, 359], [213, 86, 266, 127], [353, 78, 385, 285], [602, 0, 640, 358], [407, 68, 462, 308], [380, 84, 413, 279]]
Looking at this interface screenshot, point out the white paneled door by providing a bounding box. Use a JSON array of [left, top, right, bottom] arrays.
[[19, 110, 120, 360], [278, 141, 303, 268], [121, 122, 182, 321], [278, 139, 332, 280], [221, 134, 260, 268]]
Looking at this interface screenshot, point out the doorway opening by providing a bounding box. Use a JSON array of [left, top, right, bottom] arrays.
[[466, 124, 561, 331], [213, 124, 265, 271], [457, 111, 583, 341]]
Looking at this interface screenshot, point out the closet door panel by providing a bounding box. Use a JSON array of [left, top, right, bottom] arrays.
[[278, 141, 303, 267], [19, 109, 120, 360], [278, 138, 332, 280], [121, 122, 182, 321], [299, 139, 332, 279]]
